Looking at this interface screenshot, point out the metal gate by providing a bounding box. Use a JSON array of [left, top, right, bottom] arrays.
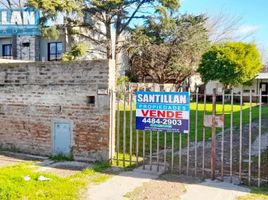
[[113, 83, 268, 187]]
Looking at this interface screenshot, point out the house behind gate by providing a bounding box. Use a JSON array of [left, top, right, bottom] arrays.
[[205, 67, 268, 103]]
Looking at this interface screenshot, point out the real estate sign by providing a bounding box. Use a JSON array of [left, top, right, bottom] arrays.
[[0, 8, 40, 36], [136, 91, 190, 133]]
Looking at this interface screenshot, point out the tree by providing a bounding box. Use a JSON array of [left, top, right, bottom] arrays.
[[27, 0, 180, 61], [206, 12, 256, 43], [62, 43, 89, 61], [128, 11, 209, 89], [0, 0, 24, 8], [198, 42, 263, 88]]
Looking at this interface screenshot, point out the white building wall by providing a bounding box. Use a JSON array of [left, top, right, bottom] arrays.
[[189, 74, 203, 91], [205, 79, 268, 96], [62, 26, 107, 61], [39, 36, 66, 61]]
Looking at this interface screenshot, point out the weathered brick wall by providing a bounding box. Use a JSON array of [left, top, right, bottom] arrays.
[[0, 60, 115, 161]]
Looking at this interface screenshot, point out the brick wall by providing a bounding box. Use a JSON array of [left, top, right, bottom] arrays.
[[0, 60, 116, 161]]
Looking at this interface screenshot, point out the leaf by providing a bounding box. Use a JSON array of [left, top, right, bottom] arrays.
[[198, 42, 263, 88]]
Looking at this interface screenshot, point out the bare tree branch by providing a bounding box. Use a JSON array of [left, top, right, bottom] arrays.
[[206, 11, 256, 42]]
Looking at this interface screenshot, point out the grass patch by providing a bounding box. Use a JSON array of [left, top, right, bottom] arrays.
[[237, 187, 268, 200], [113, 153, 143, 169], [0, 162, 111, 200], [116, 102, 268, 156], [49, 154, 74, 162]]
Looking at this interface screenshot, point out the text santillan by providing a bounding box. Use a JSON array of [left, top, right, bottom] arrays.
[[137, 94, 187, 104]]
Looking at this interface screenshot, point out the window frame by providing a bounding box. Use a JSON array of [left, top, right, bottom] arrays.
[[2, 44, 12, 58], [48, 42, 63, 61]]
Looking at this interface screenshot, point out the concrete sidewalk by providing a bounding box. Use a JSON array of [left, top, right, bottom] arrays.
[[87, 165, 251, 200], [87, 165, 165, 200], [0, 152, 46, 168], [181, 179, 250, 200]]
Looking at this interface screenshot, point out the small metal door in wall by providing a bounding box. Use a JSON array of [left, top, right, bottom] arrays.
[[53, 122, 72, 156]]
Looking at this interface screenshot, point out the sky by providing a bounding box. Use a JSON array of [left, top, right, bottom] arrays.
[[179, 0, 268, 62], [0, 0, 267, 61]]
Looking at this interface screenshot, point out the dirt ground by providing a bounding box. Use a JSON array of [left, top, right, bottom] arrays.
[[0, 154, 26, 167], [0, 151, 45, 167], [0, 151, 93, 177], [37, 161, 94, 177], [155, 119, 268, 185], [124, 174, 199, 200]]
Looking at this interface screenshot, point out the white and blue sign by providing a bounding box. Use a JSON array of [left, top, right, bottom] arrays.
[[136, 91, 190, 133], [0, 8, 40, 36]]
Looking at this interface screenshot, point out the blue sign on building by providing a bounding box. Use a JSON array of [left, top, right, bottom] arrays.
[[0, 8, 40, 36], [136, 91, 190, 133]]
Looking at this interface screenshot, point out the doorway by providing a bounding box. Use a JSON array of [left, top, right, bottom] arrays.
[[260, 83, 268, 103]]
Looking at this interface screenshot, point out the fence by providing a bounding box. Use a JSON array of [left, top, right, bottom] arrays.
[[113, 83, 268, 187]]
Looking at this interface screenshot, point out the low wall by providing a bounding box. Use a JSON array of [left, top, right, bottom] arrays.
[[0, 60, 115, 161]]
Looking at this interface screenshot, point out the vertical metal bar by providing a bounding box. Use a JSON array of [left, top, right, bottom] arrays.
[[202, 89, 207, 177], [136, 130, 139, 165], [150, 83, 156, 171], [195, 88, 199, 176], [221, 89, 225, 180], [211, 88, 217, 180], [239, 89, 243, 182], [258, 90, 262, 187], [187, 109, 190, 175], [186, 86, 191, 176], [187, 126, 190, 175], [179, 87, 183, 174], [230, 89, 234, 182], [248, 90, 252, 185], [164, 131, 167, 171], [110, 90, 114, 164], [171, 132, 174, 173], [123, 87, 127, 167], [143, 86, 146, 170], [129, 85, 133, 166], [116, 95, 120, 166], [143, 130, 146, 169], [156, 84, 160, 172], [163, 85, 168, 171], [149, 130, 152, 171], [179, 132, 182, 174], [157, 131, 159, 172], [136, 84, 139, 166]]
